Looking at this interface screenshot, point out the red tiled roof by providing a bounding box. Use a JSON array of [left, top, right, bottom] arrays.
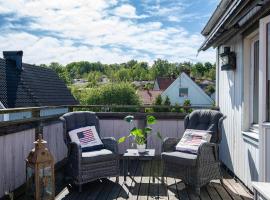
[[156, 77, 175, 90], [138, 90, 162, 105]]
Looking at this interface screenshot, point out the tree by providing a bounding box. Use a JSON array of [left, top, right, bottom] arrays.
[[79, 83, 140, 106], [163, 96, 171, 112]]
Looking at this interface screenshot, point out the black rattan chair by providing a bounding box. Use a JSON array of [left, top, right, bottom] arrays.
[[60, 111, 120, 192], [161, 109, 226, 194]]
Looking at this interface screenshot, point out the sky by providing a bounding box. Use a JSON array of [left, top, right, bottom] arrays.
[[0, 0, 220, 65]]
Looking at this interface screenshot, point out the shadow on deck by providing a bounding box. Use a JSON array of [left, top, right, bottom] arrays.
[[53, 159, 253, 200]]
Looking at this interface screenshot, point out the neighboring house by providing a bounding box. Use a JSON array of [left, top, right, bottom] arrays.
[[0, 51, 77, 121], [153, 77, 175, 91], [199, 0, 270, 190], [161, 72, 214, 106], [138, 90, 162, 105]]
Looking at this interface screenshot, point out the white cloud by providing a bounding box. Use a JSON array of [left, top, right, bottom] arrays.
[[0, 0, 216, 65], [113, 4, 148, 19]]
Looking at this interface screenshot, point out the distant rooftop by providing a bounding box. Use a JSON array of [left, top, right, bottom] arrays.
[[0, 51, 77, 108]]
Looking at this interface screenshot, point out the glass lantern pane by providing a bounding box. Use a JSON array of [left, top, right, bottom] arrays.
[[39, 165, 53, 200], [221, 56, 229, 65], [26, 166, 35, 198]]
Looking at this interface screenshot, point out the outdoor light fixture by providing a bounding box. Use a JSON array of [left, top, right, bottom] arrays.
[[220, 46, 236, 71]]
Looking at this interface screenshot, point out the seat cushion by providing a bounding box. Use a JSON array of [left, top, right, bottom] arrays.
[[162, 151, 197, 166], [81, 149, 118, 164]]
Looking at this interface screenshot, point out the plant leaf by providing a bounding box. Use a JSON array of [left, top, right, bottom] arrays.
[[147, 115, 156, 125], [118, 136, 127, 143], [144, 126, 152, 134], [124, 115, 134, 123], [156, 131, 162, 140], [131, 128, 144, 137]]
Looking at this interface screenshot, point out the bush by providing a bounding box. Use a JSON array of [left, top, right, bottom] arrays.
[[76, 83, 140, 111]]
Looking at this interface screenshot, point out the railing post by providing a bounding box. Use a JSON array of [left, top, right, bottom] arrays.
[[32, 109, 42, 139]]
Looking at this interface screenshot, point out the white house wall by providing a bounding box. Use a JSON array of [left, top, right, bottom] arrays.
[[218, 34, 259, 189], [161, 73, 213, 106]]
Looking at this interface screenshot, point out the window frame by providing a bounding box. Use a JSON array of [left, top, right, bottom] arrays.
[[179, 87, 188, 97]]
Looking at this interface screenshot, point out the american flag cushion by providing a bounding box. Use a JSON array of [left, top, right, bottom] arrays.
[[175, 129, 212, 154], [68, 126, 104, 152]]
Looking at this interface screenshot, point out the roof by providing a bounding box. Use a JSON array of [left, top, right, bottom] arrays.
[[0, 58, 77, 108], [161, 72, 214, 105], [199, 0, 270, 51], [138, 90, 162, 105], [155, 77, 175, 91]]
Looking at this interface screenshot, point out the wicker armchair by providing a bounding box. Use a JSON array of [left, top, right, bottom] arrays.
[[60, 111, 120, 192], [161, 109, 226, 195]]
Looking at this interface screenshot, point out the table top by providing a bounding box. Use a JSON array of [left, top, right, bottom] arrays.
[[123, 149, 155, 157]]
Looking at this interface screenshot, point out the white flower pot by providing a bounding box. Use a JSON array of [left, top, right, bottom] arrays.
[[137, 144, 146, 153]]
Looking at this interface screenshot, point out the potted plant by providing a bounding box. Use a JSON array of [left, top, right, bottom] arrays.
[[118, 115, 162, 153]]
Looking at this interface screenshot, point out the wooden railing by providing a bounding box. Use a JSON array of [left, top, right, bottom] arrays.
[[0, 105, 218, 198]]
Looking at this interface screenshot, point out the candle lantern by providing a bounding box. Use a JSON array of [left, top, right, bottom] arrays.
[[26, 134, 55, 200], [220, 46, 236, 71]]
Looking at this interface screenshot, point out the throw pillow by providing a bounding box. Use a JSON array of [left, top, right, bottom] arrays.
[[68, 126, 104, 152], [175, 129, 212, 154]]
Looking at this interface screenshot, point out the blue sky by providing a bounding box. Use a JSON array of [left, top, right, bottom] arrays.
[[0, 0, 219, 65]]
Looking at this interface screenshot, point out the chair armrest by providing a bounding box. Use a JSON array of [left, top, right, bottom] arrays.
[[68, 142, 82, 158], [102, 137, 119, 154], [162, 137, 180, 152], [197, 142, 219, 165]]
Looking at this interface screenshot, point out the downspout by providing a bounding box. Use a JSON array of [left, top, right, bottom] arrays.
[[216, 47, 220, 107]]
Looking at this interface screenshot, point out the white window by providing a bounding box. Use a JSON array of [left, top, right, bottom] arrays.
[[251, 38, 259, 125], [179, 88, 188, 97]]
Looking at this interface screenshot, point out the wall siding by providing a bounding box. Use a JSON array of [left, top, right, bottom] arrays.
[[218, 34, 259, 190], [0, 129, 35, 198]]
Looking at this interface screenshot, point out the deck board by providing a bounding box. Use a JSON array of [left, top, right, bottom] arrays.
[[52, 159, 253, 200]]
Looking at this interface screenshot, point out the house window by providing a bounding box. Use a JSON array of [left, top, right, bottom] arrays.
[[267, 23, 270, 120], [179, 88, 188, 97], [252, 40, 259, 124]]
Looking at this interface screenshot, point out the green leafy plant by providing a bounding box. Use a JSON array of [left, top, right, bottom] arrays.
[[118, 115, 162, 145]]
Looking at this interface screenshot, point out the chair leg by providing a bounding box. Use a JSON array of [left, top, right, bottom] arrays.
[[78, 184, 82, 193], [195, 187, 200, 196]]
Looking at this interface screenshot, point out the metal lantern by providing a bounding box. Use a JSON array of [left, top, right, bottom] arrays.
[[26, 134, 55, 200], [220, 46, 236, 71]]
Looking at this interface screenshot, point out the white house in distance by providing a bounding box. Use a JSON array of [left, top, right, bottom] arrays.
[[161, 72, 214, 106], [199, 0, 270, 194]]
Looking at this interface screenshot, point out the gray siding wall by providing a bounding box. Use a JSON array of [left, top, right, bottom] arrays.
[[218, 34, 259, 189]]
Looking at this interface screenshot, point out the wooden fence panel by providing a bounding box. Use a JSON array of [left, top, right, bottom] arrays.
[[43, 122, 67, 163], [0, 129, 35, 198]]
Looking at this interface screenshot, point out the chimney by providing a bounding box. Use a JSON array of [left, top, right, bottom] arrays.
[[3, 51, 23, 71]]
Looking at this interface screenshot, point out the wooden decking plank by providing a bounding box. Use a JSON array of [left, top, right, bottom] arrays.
[[210, 180, 233, 200], [148, 160, 159, 200], [222, 169, 253, 200], [157, 160, 169, 200], [117, 160, 139, 200], [164, 175, 179, 199], [206, 184, 222, 200], [199, 187, 211, 200], [137, 160, 151, 200], [221, 178, 244, 200], [52, 161, 254, 200], [174, 179, 190, 200], [129, 160, 144, 199], [186, 187, 200, 200]]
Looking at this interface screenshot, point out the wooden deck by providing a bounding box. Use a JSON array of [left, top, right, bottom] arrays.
[[55, 160, 253, 200]]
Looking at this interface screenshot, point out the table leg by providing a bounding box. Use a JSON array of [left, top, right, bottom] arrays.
[[124, 159, 126, 182]]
